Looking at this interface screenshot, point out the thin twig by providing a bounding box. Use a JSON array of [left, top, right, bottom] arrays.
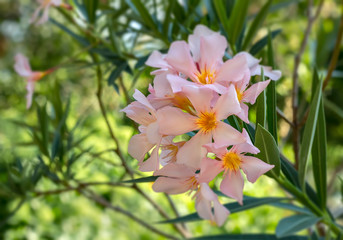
[[323, 2, 343, 90], [82, 189, 179, 240], [164, 194, 188, 230], [291, 0, 324, 169], [133, 185, 191, 238], [118, 76, 131, 105], [277, 107, 293, 126], [93, 54, 135, 177], [33, 181, 129, 197]]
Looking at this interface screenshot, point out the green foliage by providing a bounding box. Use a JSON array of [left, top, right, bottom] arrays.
[[255, 124, 280, 178]]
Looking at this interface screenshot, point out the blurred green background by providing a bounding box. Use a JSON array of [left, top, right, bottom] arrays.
[[0, 0, 343, 239]]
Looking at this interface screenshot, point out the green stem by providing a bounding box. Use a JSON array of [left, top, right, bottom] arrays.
[[275, 176, 342, 236]]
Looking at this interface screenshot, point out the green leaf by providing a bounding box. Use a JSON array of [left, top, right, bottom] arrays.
[[50, 18, 90, 46], [269, 202, 311, 215], [125, 0, 164, 41], [160, 197, 286, 224], [311, 69, 327, 209], [276, 214, 321, 238], [37, 104, 49, 153], [256, 68, 267, 128], [254, 124, 280, 178], [83, 0, 98, 24], [249, 29, 281, 55], [242, 0, 272, 50], [226, 0, 249, 49], [266, 31, 278, 143], [121, 176, 158, 183], [213, 0, 230, 37], [107, 62, 128, 92], [298, 79, 323, 190], [189, 234, 310, 240]]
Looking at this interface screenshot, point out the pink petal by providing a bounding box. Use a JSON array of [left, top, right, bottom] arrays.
[[213, 121, 246, 147], [213, 200, 230, 226], [153, 73, 173, 98], [188, 24, 217, 62], [176, 132, 211, 169], [121, 101, 155, 126], [202, 143, 228, 157], [146, 121, 161, 144], [128, 133, 154, 162], [182, 85, 214, 114], [139, 147, 160, 172], [260, 66, 282, 81], [201, 83, 227, 94], [220, 171, 244, 205], [198, 157, 223, 183], [195, 193, 213, 221], [236, 52, 281, 80], [216, 54, 249, 84], [240, 156, 274, 183], [167, 74, 197, 93], [14, 54, 32, 77], [153, 163, 196, 178], [198, 34, 227, 70], [133, 89, 155, 113], [165, 41, 198, 80], [157, 106, 197, 135], [26, 80, 35, 109], [232, 129, 260, 154], [235, 103, 250, 123], [146, 50, 171, 70], [152, 177, 191, 194], [200, 182, 217, 201], [213, 84, 241, 120], [242, 80, 270, 104]]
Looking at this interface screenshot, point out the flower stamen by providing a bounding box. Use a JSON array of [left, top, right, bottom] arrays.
[[222, 152, 241, 172], [195, 111, 217, 134]]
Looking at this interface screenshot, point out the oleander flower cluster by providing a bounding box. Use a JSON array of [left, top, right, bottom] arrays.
[[122, 25, 281, 226]]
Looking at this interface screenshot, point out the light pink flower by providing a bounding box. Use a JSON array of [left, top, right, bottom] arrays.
[[157, 85, 245, 168], [14, 53, 53, 109], [231, 70, 271, 123], [147, 72, 194, 111], [146, 25, 248, 94], [153, 163, 229, 226], [31, 0, 72, 25], [236, 52, 282, 81], [200, 129, 274, 204], [121, 89, 163, 172]]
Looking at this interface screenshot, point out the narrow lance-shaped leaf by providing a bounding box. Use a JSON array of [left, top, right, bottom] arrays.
[[159, 197, 286, 224], [242, 0, 272, 50], [256, 68, 266, 128], [212, 1, 230, 37], [83, 0, 98, 24], [249, 29, 281, 55], [298, 79, 323, 190], [276, 214, 321, 238], [226, 0, 249, 50], [266, 30, 278, 143], [311, 69, 327, 209], [121, 176, 158, 183], [254, 124, 280, 178]]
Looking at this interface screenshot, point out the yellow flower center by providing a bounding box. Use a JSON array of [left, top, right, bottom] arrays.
[[195, 111, 217, 134], [197, 68, 216, 85], [185, 176, 199, 191], [235, 88, 243, 102], [222, 152, 241, 172], [172, 93, 194, 113]]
